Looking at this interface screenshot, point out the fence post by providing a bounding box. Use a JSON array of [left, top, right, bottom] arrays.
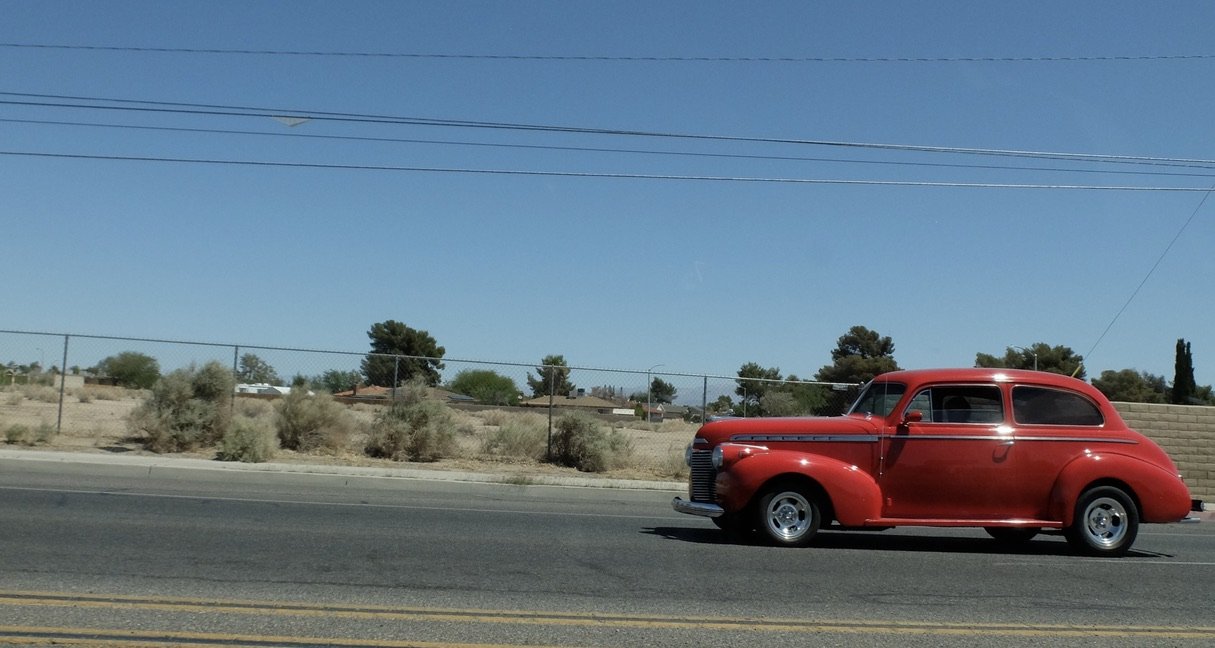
[[55, 335, 69, 435], [702, 375, 708, 424], [231, 346, 239, 413], [546, 371, 555, 462], [392, 356, 400, 400]]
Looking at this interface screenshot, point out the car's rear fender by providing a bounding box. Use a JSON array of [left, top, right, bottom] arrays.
[[1049, 452, 1193, 524], [716, 449, 882, 526]]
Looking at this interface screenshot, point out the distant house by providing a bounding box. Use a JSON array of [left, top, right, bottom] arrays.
[[235, 383, 294, 396], [519, 394, 621, 413], [332, 385, 392, 399]]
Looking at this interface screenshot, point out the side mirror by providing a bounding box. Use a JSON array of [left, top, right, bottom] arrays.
[[902, 410, 924, 424]]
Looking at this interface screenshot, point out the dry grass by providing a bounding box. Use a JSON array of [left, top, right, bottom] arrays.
[[0, 388, 693, 481]]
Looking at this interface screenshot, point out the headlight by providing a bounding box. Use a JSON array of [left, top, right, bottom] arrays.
[[684, 445, 694, 467], [711, 443, 768, 470]]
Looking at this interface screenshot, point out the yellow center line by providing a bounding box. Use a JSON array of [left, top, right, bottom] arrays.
[[0, 624, 542, 648], [0, 590, 1213, 639]]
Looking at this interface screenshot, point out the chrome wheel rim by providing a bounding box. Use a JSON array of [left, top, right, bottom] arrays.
[[766, 491, 813, 540], [1083, 496, 1128, 548]]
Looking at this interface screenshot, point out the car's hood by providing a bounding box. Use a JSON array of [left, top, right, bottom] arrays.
[[693, 415, 882, 448]]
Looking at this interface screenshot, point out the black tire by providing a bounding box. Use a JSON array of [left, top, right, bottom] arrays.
[[984, 527, 1040, 544], [1064, 486, 1139, 557], [755, 486, 822, 547]]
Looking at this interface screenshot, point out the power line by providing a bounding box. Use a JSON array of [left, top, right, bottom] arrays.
[[1084, 187, 1215, 363], [4, 42, 1215, 64], [4, 91, 1215, 169], [3, 149, 1213, 191], [6, 117, 1215, 180]]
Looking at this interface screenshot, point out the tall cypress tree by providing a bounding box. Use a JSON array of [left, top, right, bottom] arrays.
[[1172, 338, 1196, 404]]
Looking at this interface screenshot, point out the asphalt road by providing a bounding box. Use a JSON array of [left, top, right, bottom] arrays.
[[0, 454, 1212, 647]]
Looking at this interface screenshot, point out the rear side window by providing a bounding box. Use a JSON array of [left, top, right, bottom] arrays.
[[1013, 386, 1104, 426]]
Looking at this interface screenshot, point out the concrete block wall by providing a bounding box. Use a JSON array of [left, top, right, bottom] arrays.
[[1114, 402, 1214, 503]]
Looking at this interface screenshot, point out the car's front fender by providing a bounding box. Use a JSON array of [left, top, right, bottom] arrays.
[[716, 449, 882, 526]]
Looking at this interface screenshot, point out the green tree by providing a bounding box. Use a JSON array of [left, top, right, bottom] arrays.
[[314, 369, 362, 394], [974, 342, 1085, 379], [448, 369, 520, 405], [1172, 339, 1197, 404], [527, 354, 575, 397], [95, 351, 161, 389], [783, 374, 830, 415], [361, 320, 445, 387], [735, 362, 782, 413], [236, 353, 280, 385], [815, 326, 900, 384], [1092, 369, 1168, 403], [649, 377, 677, 404]]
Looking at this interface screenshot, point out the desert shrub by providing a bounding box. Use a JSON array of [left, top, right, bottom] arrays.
[[275, 390, 357, 453], [3, 422, 54, 446], [480, 413, 547, 460], [549, 412, 633, 473], [477, 409, 512, 427], [235, 397, 273, 418], [34, 422, 55, 443], [21, 385, 59, 403], [660, 445, 691, 480], [365, 400, 456, 462], [394, 377, 430, 406], [75, 388, 94, 403], [91, 387, 125, 401], [5, 424, 32, 445], [219, 417, 277, 463], [129, 361, 234, 453], [5, 391, 22, 406]]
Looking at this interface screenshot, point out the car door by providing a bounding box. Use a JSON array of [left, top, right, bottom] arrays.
[[878, 384, 1019, 519]]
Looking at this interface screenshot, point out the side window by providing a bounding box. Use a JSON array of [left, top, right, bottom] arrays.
[[1013, 386, 1104, 426], [908, 385, 1004, 424]]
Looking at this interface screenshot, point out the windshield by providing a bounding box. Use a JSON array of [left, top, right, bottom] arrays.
[[847, 382, 907, 417]]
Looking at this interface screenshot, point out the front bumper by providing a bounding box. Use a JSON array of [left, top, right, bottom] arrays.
[[672, 497, 724, 518]]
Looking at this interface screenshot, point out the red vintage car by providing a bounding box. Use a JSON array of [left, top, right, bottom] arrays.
[[673, 368, 1202, 556]]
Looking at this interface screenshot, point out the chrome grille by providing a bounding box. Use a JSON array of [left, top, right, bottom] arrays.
[[688, 449, 717, 502]]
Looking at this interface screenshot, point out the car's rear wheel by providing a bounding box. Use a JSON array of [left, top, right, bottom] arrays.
[[756, 486, 821, 547], [1064, 486, 1139, 557], [984, 527, 1040, 544]]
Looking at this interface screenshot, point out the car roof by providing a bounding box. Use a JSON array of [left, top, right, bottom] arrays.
[[874, 368, 1092, 391]]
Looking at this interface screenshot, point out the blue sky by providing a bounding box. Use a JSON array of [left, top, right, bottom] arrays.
[[2, 2, 1213, 386]]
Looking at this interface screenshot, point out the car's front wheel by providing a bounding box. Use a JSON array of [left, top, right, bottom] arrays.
[[756, 486, 822, 547], [1064, 486, 1139, 557]]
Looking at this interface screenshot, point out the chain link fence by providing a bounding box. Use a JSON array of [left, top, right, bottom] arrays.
[[0, 329, 860, 467]]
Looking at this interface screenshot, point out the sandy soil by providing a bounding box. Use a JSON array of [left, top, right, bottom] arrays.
[[0, 385, 692, 483]]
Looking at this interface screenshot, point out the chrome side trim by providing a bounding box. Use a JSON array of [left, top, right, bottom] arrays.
[[727, 433, 1138, 444], [1013, 436, 1137, 444], [672, 497, 724, 518], [731, 434, 880, 443]]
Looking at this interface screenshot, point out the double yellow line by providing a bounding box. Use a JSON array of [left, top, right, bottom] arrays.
[[1, 589, 1213, 645]]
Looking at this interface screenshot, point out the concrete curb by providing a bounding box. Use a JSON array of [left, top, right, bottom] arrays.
[[0, 448, 685, 492]]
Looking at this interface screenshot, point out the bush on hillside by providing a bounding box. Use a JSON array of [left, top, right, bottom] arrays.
[[365, 399, 457, 462], [275, 389, 357, 453], [479, 413, 547, 461], [129, 361, 234, 453], [218, 416, 277, 463], [549, 412, 633, 473]]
